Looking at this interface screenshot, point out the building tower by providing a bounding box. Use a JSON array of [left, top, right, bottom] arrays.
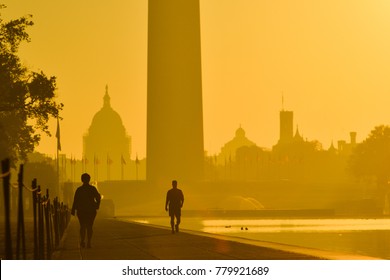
[[146, 0, 204, 184], [279, 110, 293, 144]]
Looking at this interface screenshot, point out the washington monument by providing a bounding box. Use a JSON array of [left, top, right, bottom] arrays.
[[146, 0, 204, 184]]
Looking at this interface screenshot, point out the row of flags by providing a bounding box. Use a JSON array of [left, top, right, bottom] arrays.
[[70, 155, 141, 165], [55, 118, 140, 165]]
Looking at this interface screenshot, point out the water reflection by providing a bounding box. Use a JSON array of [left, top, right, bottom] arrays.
[[202, 219, 390, 233], [126, 217, 390, 259]]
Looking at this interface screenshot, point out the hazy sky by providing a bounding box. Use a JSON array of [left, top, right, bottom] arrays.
[[3, 0, 390, 159]]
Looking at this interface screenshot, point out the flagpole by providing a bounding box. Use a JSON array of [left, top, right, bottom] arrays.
[[121, 154, 124, 181], [56, 118, 61, 199], [94, 154, 96, 182], [121, 159, 123, 181], [136, 161, 138, 181], [107, 154, 111, 181], [73, 157, 76, 184], [57, 143, 59, 197], [135, 154, 139, 181], [71, 155, 73, 185]]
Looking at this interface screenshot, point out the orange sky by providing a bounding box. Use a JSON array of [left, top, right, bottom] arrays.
[[3, 0, 390, 159]]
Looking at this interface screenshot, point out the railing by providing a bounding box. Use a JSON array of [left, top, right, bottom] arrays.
[[1, 158, 71, 259]]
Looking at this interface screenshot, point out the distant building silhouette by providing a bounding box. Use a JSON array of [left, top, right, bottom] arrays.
[[327, 141, 337, 153], [294, 126, 304, 142], [337, 132, 358, 155], [83, 86, 131, 181], [274, 108, 306, 151], [201, 105, 362, 183], [279, 110, 294, 144], [147, 0, 204, 184], [217, 126, 256, 165]]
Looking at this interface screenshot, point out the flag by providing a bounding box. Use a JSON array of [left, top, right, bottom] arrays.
[[135, 154, 140, 165], [56, 118, 61, 151], [121, 155, 126, 165]]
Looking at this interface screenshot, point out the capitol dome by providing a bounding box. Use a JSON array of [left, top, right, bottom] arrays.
[[83, 86, 131, 181], [235, 126, 246, 138], [88, 91, 127, 139]]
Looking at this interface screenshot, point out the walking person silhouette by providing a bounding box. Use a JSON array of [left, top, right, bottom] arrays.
[[71, 173, 101, 248], [165, 180, 184, 234]]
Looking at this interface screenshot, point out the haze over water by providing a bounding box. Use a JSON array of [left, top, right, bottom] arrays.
[[126, 216, 390, 259]]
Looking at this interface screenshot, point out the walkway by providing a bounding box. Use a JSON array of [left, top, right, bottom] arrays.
[[52, 217, 380, 260]]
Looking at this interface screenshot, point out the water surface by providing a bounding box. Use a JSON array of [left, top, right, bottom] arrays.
[[125, 216, 390, 259]]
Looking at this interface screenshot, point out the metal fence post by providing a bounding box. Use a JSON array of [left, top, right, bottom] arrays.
[[53, 197, 60, 247], [38, 185, 44, 259], [45, 189, 52, 259], [32, 178, 38, 259], [1, 158, 12, 259], [16, 164, 26, 259]]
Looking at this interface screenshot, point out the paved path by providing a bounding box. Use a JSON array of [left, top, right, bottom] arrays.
[[51, 217, 381, 260]]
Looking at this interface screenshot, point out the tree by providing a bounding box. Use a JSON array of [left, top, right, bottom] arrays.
[[349, 125, 390, 190], [0, 5, 63, 164]]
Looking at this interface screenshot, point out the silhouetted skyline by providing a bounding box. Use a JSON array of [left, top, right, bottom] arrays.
[[3, 1, 390, 159]]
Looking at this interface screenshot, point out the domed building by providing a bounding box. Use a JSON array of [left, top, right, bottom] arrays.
[[83, 86, 131, 181], [216, 126, 256, 165]]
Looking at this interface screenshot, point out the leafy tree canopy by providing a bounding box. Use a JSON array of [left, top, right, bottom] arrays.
[[0, 5, 63, 164], [349, 125, 390, 188]]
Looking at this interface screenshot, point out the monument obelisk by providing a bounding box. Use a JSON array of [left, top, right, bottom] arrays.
[[146, 0, 204, 184]]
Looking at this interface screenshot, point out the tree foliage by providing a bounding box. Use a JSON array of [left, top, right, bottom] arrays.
[[349, 125, 390, 188], [0, 5, 63, 163]]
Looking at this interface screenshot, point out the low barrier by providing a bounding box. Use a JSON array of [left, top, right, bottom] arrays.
[[1, 158, 71, 259]]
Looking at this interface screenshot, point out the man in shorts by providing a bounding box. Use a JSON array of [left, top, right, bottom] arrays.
[[165, 180, 184, 234]]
